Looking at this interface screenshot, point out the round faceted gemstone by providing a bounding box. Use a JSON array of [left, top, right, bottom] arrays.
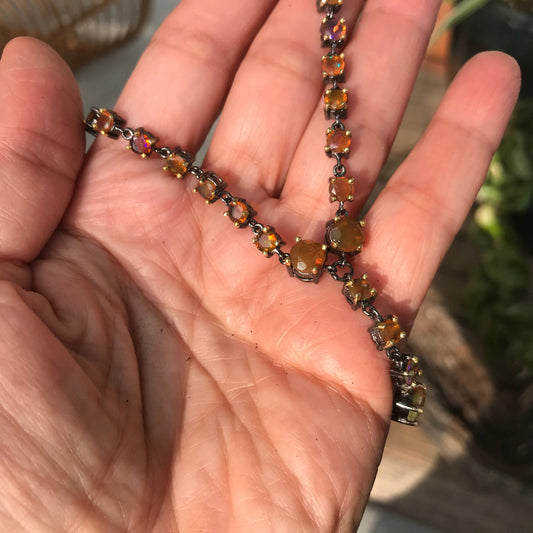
[[326, 129, 351, 154], [380, 317, 404, 345], [325, 89, 347, 111], [343, 277, 375, 306], [321, 0, 343, 7], [322, 54, 345, 77], [369, 315, 406, 350], [326, 216, 364, 254], [255, 227, 281, 255], [94, 109, 114, 134], [329, 175, 354, 202], [227, 199, 252, 227], [289, 240, 327, 276], [165, 151, 188, 178], [321, 17, 347, 43], [130, 129, 156, 156], [196, 178, 217, 202]]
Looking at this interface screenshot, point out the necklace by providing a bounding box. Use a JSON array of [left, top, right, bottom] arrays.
[[84, 0, 425, 425]]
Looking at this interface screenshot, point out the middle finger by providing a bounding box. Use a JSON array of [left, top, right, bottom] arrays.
[[280, 0, 441, 236]]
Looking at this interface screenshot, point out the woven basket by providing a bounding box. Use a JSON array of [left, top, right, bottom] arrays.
[[0, 0, 150, 68]]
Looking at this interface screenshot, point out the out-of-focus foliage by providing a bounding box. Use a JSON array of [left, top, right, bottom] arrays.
[[464, 99, 533, 383]]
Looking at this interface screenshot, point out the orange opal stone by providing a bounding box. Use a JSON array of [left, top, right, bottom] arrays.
[[289, 240, 326, 278], [343, 277, 375, 307], [368, 315, 406, 350], [227, 199, 252, 227], [321, 18, 347, 43], [130, 129, 157, 157], [325, 89, 347, 111], [329, 176, 354, 202], [254, 227, 280, 255], [196, 179, 217, 201], [369, 315, 406, 350], [326, 129, 351, 154], [164, 152, 188, 178], [318, 0, 343, 10], [326, 216, 364, 254], [94, 109, 114, 134], [322, 54, 345, 77], [380, 318, 403, 344]]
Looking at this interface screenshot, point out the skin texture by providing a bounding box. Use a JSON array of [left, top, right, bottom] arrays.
[[0, 0, 520, 531]]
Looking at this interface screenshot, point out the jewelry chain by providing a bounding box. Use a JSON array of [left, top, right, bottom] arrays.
[[83, 0, 425, 425]]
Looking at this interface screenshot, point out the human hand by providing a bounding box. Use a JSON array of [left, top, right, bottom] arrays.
[[0, 0, 519, 531]]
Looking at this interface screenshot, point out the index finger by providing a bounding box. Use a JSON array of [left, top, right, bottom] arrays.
[[116, 0, 278, 151]]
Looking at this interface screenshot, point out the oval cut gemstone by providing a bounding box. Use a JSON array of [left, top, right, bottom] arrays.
[[164, 151, 188, 178], [369, 315, 406, 350], [343, 277, 375, 307], [94, 109, 114, 134], [322, 54, 345, 78], [289, 240, 327, 278], [326, 129, 351, 154], [254, 227, 281, 256], [380, 318, 404, 344], [227, 199, 253, 227], [329, 175, 354, 202], [325, 89, 347, 111], [321, 17, 347, 43], [130, 129, 157, 157], [326, 216, 364, 254], [196, 179, 217, 202]]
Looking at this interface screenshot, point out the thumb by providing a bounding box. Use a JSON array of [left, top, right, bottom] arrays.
[[0, 37, 84, 263]]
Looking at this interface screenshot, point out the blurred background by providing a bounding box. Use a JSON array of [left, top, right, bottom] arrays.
[[1, 1, 532, 531]]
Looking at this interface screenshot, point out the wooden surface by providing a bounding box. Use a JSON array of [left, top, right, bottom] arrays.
[[368, 67, 533, 533]]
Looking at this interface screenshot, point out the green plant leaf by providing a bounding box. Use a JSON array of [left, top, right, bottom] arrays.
[[429, 0, 491, 48]]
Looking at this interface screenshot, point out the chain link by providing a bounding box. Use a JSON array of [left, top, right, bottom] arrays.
[[154, 146, 171, 159], [326, 255, 353, 282], [188, 165, 204, 178], [121, 127, 134, 141], [361, 302, 383, 324], [247, 219, 265, 235], [82, 0, 426, 425], [219, 191, 234, 206]]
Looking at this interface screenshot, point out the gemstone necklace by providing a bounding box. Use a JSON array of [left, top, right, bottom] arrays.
[[84, 0, 426, 425]]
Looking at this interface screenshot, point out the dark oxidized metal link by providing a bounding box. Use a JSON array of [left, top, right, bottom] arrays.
[[188, 165, 204, 178], [333, 161, 346, 178], [154, 146, 171, 158], [219, 191, 234, 206], [273, 248, 291, 265], [121, 127, 134, 141], [326, 257, 354, 283], [335, 204, 348, 218], [361, 302, 384, 324], [248, 219, 265, 235]]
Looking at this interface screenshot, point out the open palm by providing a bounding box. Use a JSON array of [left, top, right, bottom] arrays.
[[0, 0, 519, 531]]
